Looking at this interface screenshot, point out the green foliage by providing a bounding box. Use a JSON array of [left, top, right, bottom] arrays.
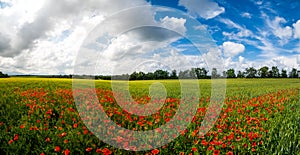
[[0, 71, 9, 78], [0, 78, 300, 154]]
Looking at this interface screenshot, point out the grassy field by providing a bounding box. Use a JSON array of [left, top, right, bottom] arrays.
[[0, 78, 300, 154]]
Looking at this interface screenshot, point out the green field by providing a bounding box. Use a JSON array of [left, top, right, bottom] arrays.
[[1, 78, 300, 154]]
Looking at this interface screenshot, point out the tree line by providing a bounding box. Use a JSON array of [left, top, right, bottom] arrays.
[[0, 71, 9, 78], [94, 66, 299, 80], [1, 66, 299, 80]]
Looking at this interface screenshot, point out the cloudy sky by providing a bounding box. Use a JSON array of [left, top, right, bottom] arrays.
[[0, 0, 299, 75]]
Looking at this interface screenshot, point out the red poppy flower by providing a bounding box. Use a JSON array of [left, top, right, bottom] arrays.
[[60, 132, 67, 138], [86, 147, 92, 152], [83, 130, 89, 135], [213, 150, 220, 155], [226, 151, 234, 155], [102, 148, 112, 155], [13, 134, 19, 141], [192, 147, 197, 152], [64, 149, 70, 155], [201, 140, 208, 146], [20, 124, 25, 129], [45, 137, 50, 142], [208, 146, 214, 151], [96, 148, 102, 154], [151, 149, 159, 154], [54, 146, 61, 152], [8, 140, 13, 145]]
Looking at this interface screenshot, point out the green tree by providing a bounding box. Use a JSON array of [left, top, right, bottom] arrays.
[[211, 68, 219, 78], [170, 70, 178, 79], [194, 68, 208, 79], [237, 71, 245, 78], [258, 66, 269, 78], [245, 67, 257, 78], [0, 71, 9, 78], [178, 69, 196, 79], [226, 69, 236, 78], [136, 71, 145, 80], [289, 68, 298, 78], [154, 70, 169, 79], [268, 66, 280, 78], [129, 71, 138, 80], [145, 72, 154, 80], [281, 69, 288, 78]]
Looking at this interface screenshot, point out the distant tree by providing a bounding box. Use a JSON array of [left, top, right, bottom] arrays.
[[268, 66, 280, 78], [154, 70, 169, 80], [289, 68, 298, 78], [190, 68, 197, 78], [136, 71, 145, 80], [245, 67, 257, 78], [130, 71, 138, 80], [194, 68, 208, 79], [211, 68, 219, 78], [226, 69, 236, 78], [178, 69, 196, 79], [281, 69, 288, 78], [201, 68, 209, 79], [145, 72, 154, 80], [0, 71, 9, 78], [194, 68, 201, 79], [258, 66, 269, 78], [237, 71, 245, 78], [112, 74, 129, 80], [170, 70, 178, 79], [222, 71, 227, 78]]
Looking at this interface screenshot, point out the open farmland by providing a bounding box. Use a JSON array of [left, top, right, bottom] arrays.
[[0, 78, 300, 154]]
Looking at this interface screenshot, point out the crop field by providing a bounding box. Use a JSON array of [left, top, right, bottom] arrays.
[[1, 78, 300, 154]]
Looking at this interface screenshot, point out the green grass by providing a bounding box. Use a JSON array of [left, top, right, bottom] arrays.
[[2, 77, 299, 94], [0, 78, 299, 154]]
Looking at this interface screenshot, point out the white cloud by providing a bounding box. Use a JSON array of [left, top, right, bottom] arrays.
[[222, 41, 245, 58], [193, 25, 208, 30], [293, 20, 300, 39], [219, 18, 253, 38], [0, 0, 192, 75], [265, 16, 293, 45], [0, 0, 153, 74], [178, 0, 225, 20], [256, 1, 263, 5], [0, 0, 148, 57], [160, 16, 187, 35], [218, 54, 300, 73], [1, 0, 299, 75], [241, 12, 252, 18]]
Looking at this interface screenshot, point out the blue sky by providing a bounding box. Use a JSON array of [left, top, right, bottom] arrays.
[[0, 0, 299, 75], [147, 0, 300, 61]]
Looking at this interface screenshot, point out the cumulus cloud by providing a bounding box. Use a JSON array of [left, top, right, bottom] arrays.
[[178, 0, 225, 20], [81, 12, 188, 75], [1, 0, 168, 74], [220, 54, 300, 73], [0, 33, 11, 52], [160, 16, 187, 35], [222, 41, 245, 58], [0, 0, 148, 57], [266, 16, 293, 45], [293, 20, 300, 39]]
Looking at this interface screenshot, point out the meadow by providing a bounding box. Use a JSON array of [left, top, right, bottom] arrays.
[[0, 78, 299, 154]]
